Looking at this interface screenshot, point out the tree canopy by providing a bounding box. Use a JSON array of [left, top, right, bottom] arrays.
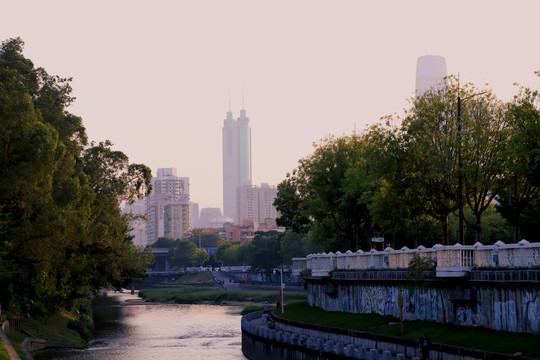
[[274, 73, 540, 251], [0, 38, 153, 317]]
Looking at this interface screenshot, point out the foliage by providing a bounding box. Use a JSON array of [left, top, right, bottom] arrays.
[[214, 240, 242, 265], [0, 37, 153, 318], [274, 135, 369, 251], [138, 286, 306, 304], [406, 254, 435, 283], [241, 305, 270, 315], [183, 228, 221, 248], [496, 77, 540, 242], [274, 71, 540, 251], [246, 231, 282, 275], [169, 239, 209, 268]]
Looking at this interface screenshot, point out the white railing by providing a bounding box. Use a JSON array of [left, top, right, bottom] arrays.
[[292, 240, 540, 278]]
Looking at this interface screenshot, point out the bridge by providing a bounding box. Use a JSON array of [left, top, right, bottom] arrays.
[[292, 239, 540, 278]]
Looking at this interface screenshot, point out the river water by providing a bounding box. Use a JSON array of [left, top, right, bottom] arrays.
[[34, 292, 247, 360]]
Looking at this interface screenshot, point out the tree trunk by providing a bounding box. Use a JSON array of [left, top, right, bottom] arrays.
[[474, 212, 482, 244], [513, 202, 521, 243], [441, 214, 449, 245]]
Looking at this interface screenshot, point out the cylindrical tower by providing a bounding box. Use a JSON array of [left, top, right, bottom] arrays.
[[416, 55, 447, 96]]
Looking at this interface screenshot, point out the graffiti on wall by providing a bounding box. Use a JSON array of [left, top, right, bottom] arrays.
[[307, 282, 539, 334], [493, 300, 517, 332], [455, 303, 486, 328], [523, 294, 540, 333]]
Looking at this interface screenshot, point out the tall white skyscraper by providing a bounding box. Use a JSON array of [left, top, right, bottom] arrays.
[[222, 107, 252, 223], [146, 168, 190, 244], [416, 55, 447, 96]]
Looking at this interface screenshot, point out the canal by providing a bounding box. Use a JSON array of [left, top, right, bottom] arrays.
[[34, 292, 247, 360]]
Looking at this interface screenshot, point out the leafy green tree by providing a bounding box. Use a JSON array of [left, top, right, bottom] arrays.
[[400, 81, 460, 244], [152, 237, 178, 248], [214, 241, 241, 265], [275, 135, 365, 251], [246, 232, 281, 279], [497, 77, 540, 242], [170, 239, 209, 268], [0, 37, 153, 317], [279, 230, 323, 265], [183, 228, 221, 248]]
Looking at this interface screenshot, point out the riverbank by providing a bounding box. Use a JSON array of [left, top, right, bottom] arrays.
[[274, 301, 539, 359], [138, 286, 306, 305], [0, 303, 91, 360]]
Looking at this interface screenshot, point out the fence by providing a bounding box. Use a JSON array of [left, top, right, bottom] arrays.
[[292, 239, 540, 278]]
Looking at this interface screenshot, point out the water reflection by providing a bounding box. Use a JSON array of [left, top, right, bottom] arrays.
[[35, 292, 246, 360]]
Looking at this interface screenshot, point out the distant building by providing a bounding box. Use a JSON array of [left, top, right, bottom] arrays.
[[145, 168, 190, 244], [416, 55, 447, 96], [190, 202, 199, 229], [164, 203, 189, 239], [222, 107, 252, 223], [236, 183, 278, 225], [199, 207, 223, 228], [219, 221, 283, 243], [123, 198, 147, 248]]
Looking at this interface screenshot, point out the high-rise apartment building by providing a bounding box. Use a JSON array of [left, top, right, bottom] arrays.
[[236, 183, 278, 225], [416, 55, 447, 96], [190, 202, 199, 229], [222, 108, 252, 223], [146, 168, 190, 244]]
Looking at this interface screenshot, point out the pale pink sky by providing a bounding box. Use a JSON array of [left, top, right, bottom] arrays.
[[2, 1, 539, 210]]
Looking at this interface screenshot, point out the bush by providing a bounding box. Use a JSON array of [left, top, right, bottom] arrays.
[[67, 314, 94, 340]]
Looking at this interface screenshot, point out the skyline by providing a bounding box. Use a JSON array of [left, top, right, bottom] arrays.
[[2, 1, 540, 210]]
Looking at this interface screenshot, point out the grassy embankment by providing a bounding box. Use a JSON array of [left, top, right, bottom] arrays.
[[139, 271, 306, 305], [276, 301, 540, 359], [0, 338, 10, 360], [2, 300, 93, 359]]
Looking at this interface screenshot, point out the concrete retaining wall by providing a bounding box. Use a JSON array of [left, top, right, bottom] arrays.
[[241, 311, 527, 360], [306, 279, 540, 334]]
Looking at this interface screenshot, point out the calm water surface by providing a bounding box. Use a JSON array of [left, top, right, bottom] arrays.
[[35, 292, 246, 360]]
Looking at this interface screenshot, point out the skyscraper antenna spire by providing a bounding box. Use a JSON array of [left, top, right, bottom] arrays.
[[228, 87, 231, 112], [242, 82, 245, 110]]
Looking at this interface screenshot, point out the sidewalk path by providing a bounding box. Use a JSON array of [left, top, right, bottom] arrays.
[[212, 271, 241, 290], [0, 326, 21, 360]]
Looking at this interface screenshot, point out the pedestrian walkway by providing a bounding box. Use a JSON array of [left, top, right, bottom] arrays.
[[212, 271, 241, 290], [0, 326, 21, 360]]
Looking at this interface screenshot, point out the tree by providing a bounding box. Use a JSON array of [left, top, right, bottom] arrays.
[[246, 232, 281, 278], [214, 241, 241, 265], [497, 77, 540, 242], [274, 135, 365, 251], [0, 37, 153, 317], [169, 239, 209, 268], [401, 82, 460, 244], [183, 228, 221, 248], [458, 86, 508, 243], [279, 230, 323, 265]]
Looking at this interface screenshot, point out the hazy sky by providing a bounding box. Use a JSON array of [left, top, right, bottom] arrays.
[[2, 1, 539, 210]]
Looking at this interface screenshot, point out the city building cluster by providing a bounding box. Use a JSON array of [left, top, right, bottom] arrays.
[[126, 55, 446, 248], [125, 104, 281, 248]]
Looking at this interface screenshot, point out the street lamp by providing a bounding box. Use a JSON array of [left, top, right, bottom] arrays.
[[273, 267, 284, 314]]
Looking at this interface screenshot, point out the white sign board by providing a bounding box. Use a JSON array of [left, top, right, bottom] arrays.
[[371, 237, 384, 243]]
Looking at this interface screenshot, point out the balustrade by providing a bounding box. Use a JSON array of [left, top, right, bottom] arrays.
[[292, 239, 540, 278]]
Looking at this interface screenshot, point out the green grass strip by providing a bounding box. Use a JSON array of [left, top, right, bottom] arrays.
[[139, 287, 306, 305], [276, 302, 540, 358]]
